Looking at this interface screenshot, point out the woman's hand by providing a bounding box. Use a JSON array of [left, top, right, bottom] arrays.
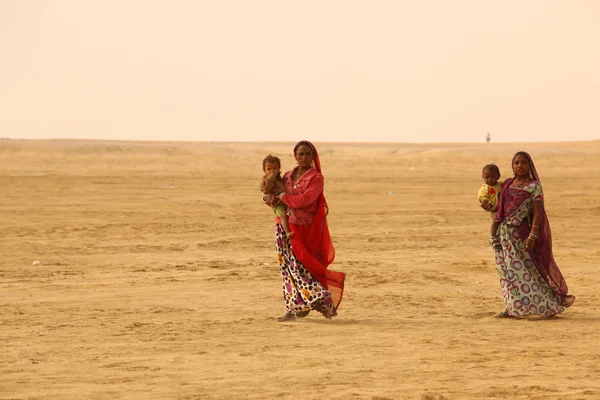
[[263, 193, 281, 207], [270, 197, 282, 207], [263, 193, 275, 206], [524, 237, 535, 252], [480, 199, 494, 212]]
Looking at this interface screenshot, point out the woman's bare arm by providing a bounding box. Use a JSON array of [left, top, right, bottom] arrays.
[[524, 200, 543, 252]]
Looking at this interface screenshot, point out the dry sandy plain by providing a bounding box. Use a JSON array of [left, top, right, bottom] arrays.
[[1, 139, 599, 400]]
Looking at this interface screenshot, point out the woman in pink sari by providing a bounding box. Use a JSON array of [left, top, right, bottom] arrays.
[[264, 141, 345, 321], [491, 151, 575, 318]]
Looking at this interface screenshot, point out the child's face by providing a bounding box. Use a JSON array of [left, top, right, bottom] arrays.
[[264, 162, 280, 176], [482, 169, 500, 186]]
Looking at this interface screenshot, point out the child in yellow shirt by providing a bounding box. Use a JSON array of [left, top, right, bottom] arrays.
[[478, 164, 502, 248]]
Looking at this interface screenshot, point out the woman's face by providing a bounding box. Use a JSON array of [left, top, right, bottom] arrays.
[[512, 154, 531, 178], [295, 144, 314, 168]]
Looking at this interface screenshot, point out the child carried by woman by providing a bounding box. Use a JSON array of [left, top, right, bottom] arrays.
[[261, 154, 293, 238], [478, 164, 503, 249]]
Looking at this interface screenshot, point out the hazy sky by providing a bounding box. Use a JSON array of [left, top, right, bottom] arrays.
[[1, 1, 599, 143]]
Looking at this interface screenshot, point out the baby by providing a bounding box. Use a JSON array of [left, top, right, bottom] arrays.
[[261, 154, 293, 238], [478, 164, 502, 247]]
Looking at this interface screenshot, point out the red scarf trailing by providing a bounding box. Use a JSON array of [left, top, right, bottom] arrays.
[[287, 140, 345, 308]]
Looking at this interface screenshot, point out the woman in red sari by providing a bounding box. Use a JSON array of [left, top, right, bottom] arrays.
[[265, 141, 345, 321], [491, 151, 575, 318]]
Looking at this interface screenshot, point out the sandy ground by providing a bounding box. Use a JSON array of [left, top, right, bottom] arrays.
[[1, 139, 599, 400]]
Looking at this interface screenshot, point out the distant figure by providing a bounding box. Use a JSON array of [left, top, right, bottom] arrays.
[[486, 132, 491, 143]]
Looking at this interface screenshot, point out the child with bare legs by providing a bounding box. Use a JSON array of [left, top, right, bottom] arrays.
[[478, 164, 502, 250], [261, 155, 293, 239]]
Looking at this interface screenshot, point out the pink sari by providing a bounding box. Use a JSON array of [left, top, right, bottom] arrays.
[[494, 152, 575, 315]]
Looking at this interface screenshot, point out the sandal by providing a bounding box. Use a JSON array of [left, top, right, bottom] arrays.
[[494, 310, 513, 318], [295, 310, 310, 318], [277, 312, 296, 322]]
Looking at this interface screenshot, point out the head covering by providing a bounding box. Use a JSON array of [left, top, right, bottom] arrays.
[[289, 140, 345, 308], [496, 151, 574, 307], [512, 151, 541, 181], [293, 140, 322, 172], [496, 151, 540, 221]]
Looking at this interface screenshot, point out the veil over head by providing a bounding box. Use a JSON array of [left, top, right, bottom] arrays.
[[293, 140, 322, 173]]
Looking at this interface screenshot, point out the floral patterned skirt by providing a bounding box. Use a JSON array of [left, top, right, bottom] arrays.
[[274, 224, 337, 319], [494, 222, 565, 317]]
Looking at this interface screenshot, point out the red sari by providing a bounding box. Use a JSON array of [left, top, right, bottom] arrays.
[[281, 143, 345, 309]]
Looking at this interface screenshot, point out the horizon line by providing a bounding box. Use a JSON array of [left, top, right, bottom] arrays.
[[2, 137, 599, 146]]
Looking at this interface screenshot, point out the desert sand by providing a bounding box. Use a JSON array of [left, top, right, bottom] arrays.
[[1, 139, 599, 400]]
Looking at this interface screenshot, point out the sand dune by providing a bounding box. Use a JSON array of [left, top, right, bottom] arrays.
[[1, 139, 599, 399]]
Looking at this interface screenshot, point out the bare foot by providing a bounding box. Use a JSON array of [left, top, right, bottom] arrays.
[[564, 295, 576, 308]]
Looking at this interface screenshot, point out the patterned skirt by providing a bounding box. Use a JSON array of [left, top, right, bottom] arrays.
[[494, 222, 565, 317], [274, 224, 337, 319]]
